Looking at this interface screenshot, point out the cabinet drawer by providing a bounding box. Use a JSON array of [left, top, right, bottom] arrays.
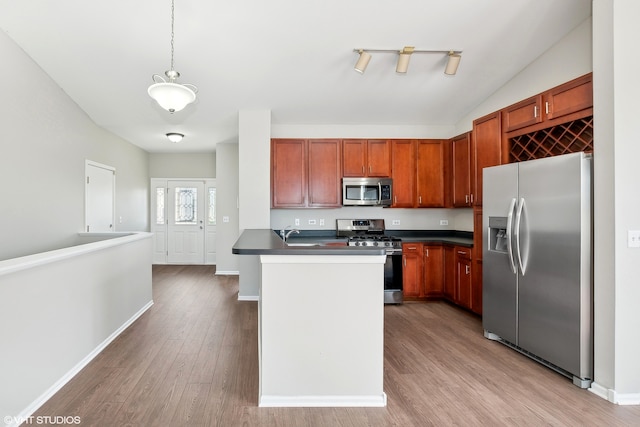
[[455, 247, 472, 259], [402, 243, 423, 253]]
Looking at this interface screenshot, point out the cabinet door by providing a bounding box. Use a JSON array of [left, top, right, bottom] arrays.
[[472, 260, 482, 315], [456, 247, 472, 309], [391, 140, 416, 207], [472, 112, 502, 206], [502, 95, 543, 133], [308, 139, 342, 207], [544, 73, 593, 121], [451, 133, 471, 207], [416, 140, 446, 207], [271, 139, 307, 207], [402, 243, 423, 298], [342, 139, 367, 177], [423, 245, 444, 297], [443, 245, 456, 300], [367, 140, 392, 177]]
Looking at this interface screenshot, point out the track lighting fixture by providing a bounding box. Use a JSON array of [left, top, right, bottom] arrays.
[[166, 132, 184, 143], [353, 47, 462, 75]]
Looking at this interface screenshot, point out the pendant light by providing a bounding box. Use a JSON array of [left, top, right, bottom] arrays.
[[148, 0, 198, 113]]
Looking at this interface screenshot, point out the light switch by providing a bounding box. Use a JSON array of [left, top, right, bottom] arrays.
[[628, 230, 640, 248]]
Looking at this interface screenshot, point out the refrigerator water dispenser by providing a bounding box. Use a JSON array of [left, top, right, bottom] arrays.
[[488, 216, 509, 253]]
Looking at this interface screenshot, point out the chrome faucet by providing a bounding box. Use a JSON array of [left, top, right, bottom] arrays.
[[280, 226, 300, 242]]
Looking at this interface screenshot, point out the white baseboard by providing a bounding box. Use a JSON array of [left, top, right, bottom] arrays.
[[238, 294, 258, 301], [259, 393, 387, 407], [589, 382, 640, 405], [11, 301, 154, 426], [215, 270, 239, 275]]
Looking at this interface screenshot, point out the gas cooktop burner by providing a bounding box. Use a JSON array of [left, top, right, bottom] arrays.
[[336, 219, 402, 250]]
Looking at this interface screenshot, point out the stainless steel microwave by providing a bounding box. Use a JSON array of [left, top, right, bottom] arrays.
[[342, 177, 393, 206]]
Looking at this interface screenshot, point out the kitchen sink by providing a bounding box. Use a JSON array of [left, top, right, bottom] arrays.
[[286, 242, 320, 247]]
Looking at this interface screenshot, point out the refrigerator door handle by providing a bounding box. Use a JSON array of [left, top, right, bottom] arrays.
[[515, 197, 526, 275], [506, 198, 517, 274]]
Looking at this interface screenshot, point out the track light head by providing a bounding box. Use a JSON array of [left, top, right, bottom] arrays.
[[444, 51, 462, 75], [354, 50, 372, 74], [396, 46, 414, 74]]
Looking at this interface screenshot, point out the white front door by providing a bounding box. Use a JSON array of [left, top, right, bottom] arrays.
[[167, 180, 205, 264]]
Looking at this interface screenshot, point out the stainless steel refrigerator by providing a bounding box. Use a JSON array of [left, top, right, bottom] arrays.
[[482, 152, 593, 388]]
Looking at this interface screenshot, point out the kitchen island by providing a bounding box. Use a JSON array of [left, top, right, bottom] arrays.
[[233, 229, 387, 407]]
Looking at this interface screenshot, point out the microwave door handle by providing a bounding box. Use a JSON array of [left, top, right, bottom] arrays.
[[378, 182, 382, 205]]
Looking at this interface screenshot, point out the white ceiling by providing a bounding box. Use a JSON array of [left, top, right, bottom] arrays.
[[0, 0, 591, 153]]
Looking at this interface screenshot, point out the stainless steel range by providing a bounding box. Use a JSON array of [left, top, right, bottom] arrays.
[[337, 219, 403, 304]]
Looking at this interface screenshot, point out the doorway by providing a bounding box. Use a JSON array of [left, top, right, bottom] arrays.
[[151, 178, 216, 264], [85, 160, 115, 232]]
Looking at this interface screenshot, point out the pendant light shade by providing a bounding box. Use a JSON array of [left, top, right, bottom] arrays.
[[148, 74, 197, 113], [148, 0, 198, 113]]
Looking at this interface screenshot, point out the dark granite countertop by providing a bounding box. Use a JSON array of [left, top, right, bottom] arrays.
[[232, 229, 473, 255], [232, 229, 386, 255]]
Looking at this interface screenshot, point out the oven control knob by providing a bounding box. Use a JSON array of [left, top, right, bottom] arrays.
[[374, 242, 379, 246]]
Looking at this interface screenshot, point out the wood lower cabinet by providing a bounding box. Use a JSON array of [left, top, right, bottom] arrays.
[[455, 246, 473, 309], [443, 245, 456, 300], [402, 243, 423, 299], [271, 139, 342, 208], [423, 244, 444, 297], [342, 139, 391, 177]]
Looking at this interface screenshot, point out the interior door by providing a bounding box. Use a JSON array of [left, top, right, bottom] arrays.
[[85, 161, 115, 232], [167, 180, 205, 264]]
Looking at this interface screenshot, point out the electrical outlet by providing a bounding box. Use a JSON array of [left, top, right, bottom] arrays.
[[308, 219, 317, 225], [628, 230, 640, 248], [392, 220, 400, 226], [223, 216, 229, 223], [440, 219, 449, 226], [294, 218, 300, 226], [319, 219, 325, 226]]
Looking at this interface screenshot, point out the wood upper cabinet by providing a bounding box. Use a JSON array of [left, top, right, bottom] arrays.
[[342, 139, 391, 177], [271, 139, 307, 207], [503, 73, 593, 133], [391, 140, 416, 207], [451, 132, 472, 207], [416, 139, 448, 208], [307, 139, 342, 207], [402, 243, 423, 299], [423, 244, 444, 297], [271, 139, 342, 208], [472, 111, 503, 206]]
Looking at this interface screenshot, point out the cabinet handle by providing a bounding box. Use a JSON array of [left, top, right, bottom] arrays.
[[534, 105, 538, 118], [458, 251, 467, 255], [419, 196, 422, 205], [369, 165, 372, 174], [394, 195, 397, 204], [471, 194, 474, 204], [425, 249, 429, 257], [545, 101, 549, 115], [408, 246, 417, 250], [465, 265, 470, 275], [465, 195, 469, 204], [362, 166, 365, 174]]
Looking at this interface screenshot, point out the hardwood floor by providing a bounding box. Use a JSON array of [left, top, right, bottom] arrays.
[[29, 265, 640, 426]]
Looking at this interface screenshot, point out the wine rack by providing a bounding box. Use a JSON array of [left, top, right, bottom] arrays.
[[509, 116, 593, 162]]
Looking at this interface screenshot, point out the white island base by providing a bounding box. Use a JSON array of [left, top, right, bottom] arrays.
[[258, 254, 387, 407]]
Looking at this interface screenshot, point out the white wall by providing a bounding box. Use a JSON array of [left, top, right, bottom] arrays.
[[0, 30, 149, 261], [592, 0, 640, 403], [149, 152, 216, 178], [215, 142, 240, 274]]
